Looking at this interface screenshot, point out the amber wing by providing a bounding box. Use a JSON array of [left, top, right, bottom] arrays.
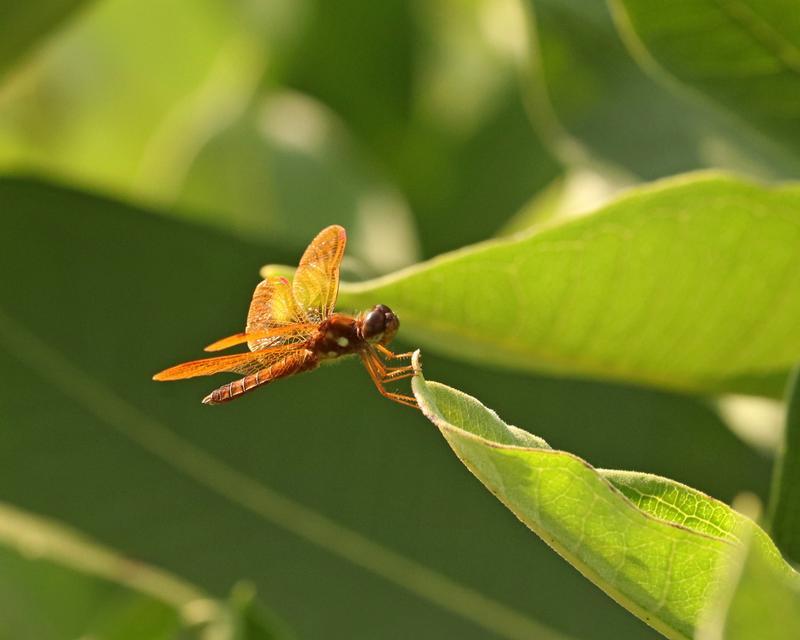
[[292, 225, 346, 322], [245, 275, 311, 350], [153, 343, 302, 380], [204, 276, 315, 353]]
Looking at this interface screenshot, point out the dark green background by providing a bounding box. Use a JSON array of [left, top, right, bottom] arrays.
[[0, 180, 770, 639], [0, 0, 790, 637]]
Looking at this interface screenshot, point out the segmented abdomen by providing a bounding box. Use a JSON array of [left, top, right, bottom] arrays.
[[202, 351, 316, 405]]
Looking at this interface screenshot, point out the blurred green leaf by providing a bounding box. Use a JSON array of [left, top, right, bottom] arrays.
[[226, 582, 293, 640], [0, 0, 560, 259], [0, 0, 271, 203], [0, 0, 420, 268], [280, 0, 560, 256], [697, 514, 800, 640], [612, 0, 800, 160], [0, 0, 91, 78], [177, 91, 419, 274], [768, 366, 800, 562], [411, 362, 799, 639], [279, 0, 413, 164], [525, 0, 800, 180], [0, 501, 285, 639], [339, 173, 800, 396]]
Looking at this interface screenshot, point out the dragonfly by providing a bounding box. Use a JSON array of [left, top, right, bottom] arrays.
[[153, 225, 418, 408]]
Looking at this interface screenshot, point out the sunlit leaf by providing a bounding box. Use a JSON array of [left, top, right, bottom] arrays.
[[340, 173, 800, 396], [411, 358, 800, 639]]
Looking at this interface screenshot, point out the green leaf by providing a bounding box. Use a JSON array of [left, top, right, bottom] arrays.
[[339, 173, 800, 396], [411, 356, 800, 639], [612, 0, 800, 159], [524, 0, 800, 179], [768, 366, 800, 562], [0, 0, 90, 78], [697, 515, 800, 640], [0, 500, 286, 639]]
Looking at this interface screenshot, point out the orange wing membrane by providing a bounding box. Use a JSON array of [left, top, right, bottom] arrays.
[[246, 276, 309, 350], [204, 324, 316, 352], [292, 225, 346, 322], [153, 344, 302, 380]]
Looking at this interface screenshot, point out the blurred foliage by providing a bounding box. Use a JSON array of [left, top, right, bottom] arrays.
[[1, 0, 799, 638], [614, 0, 800, 162], [0, 0, 91, 78], [524, 0, 800, 185], [768, 368, 800, 563], [0, 0, 559, 264], [0, 501, 286, 639]]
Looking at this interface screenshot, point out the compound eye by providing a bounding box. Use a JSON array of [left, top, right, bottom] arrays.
[[363, 309, 386, 339]]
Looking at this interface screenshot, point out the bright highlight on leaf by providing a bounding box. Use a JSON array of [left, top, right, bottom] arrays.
[[410, 352, 800, 640], [341, 174, 800, 397]]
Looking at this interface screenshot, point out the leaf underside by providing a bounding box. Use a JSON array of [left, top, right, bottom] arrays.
[[411, 356, 800, 639]]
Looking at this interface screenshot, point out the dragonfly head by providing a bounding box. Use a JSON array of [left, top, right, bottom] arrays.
[[360, 304, 399, 344]]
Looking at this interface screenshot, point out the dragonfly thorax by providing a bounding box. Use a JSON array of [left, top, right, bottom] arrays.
[[310, 314, 364, 360]]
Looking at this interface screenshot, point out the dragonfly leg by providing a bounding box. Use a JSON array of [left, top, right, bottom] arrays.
[[381, 366, 415, 382], [361, 350, 418, 409], [376, 344, 414, 360], [367, 352, 415, 381]]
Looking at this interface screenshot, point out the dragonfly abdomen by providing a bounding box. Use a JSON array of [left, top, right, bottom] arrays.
[[202, 350, 317, 405]]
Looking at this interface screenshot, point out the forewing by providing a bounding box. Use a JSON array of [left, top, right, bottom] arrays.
[[205, 323, 317, 352], [292, 225, 346, 322], [246, 276, 308, 350], [153, 344, 302, 380]]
